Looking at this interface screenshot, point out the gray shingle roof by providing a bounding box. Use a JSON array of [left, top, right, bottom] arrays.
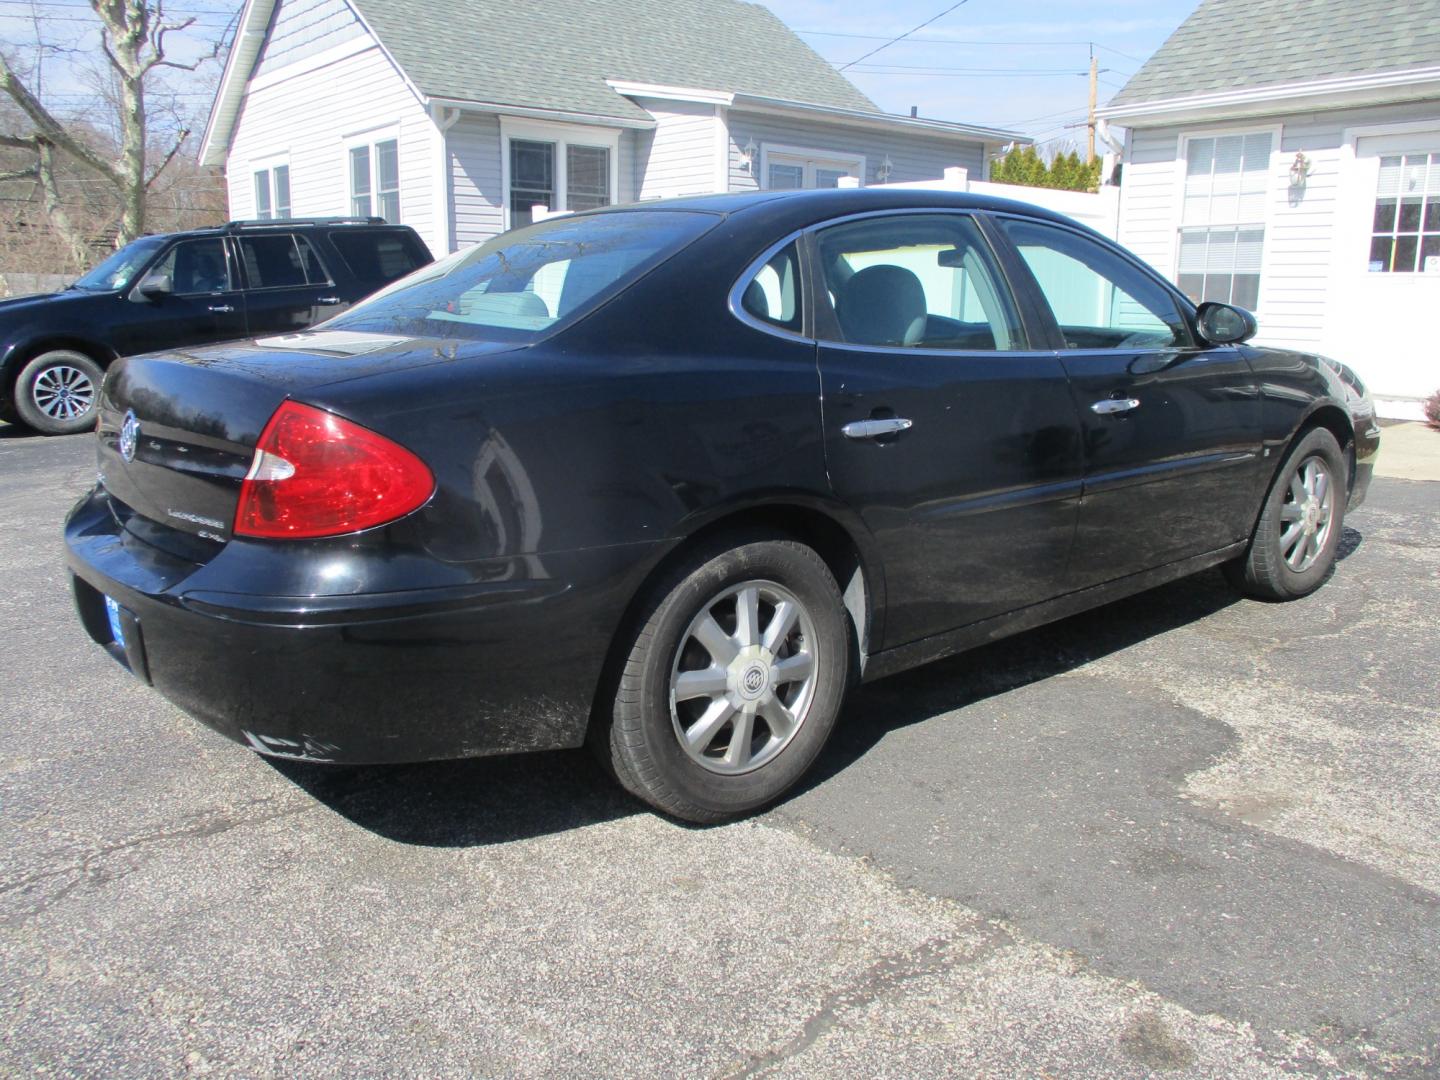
[[351, 0, 879, 121], [1109, 0, 1440, 106]]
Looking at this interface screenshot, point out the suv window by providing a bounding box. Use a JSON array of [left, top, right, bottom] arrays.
[[996, 218, 1192, 350], [238, 234, 330, 290], [327, 229, 428, 292], [149, 238, 232, 295], [814, 214, 1024, 350]]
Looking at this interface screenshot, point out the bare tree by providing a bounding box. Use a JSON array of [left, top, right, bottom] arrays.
[[0, 0, 225, 261]]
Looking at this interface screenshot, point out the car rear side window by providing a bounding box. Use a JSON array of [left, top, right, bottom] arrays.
[[996, 217, 1192, 350], [814, 213, 1025, 351], [327, 229, 428, 292], [325, 210, 718, 343], [738, 242, 802, 334], [238, 234, 329, 290]]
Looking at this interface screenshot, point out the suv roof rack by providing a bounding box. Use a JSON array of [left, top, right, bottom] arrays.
[[221, 216, 388, 232]]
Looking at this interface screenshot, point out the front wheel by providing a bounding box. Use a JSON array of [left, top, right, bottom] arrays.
[[1227, 427, 1348, 601], [601, 537, 850, 823], [13, 350, 104, 435]]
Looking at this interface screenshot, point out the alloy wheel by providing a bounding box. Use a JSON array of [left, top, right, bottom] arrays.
[[669, 579, 820, 775], [31, 364, 95, 422], [1279, 456, 1335, 573]]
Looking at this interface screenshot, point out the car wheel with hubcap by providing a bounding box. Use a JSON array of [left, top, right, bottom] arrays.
[[14, 350, 104, 435], [1227, 426, 1348, 601], [602, 536, 850, 823]]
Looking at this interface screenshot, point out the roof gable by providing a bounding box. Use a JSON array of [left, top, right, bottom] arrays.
[[349, 0, 877, 121], [1110, 0, 1440, 107]]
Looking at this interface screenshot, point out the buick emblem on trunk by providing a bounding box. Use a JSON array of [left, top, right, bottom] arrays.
[[119, 410, 139, 463]]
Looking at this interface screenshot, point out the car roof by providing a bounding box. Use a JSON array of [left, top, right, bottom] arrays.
[[582, 186, 1099, 236], [139, 218, 418, 244]]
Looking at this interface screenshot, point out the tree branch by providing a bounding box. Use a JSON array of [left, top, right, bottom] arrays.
[[0, 53, 126, 186], [0, 162, 39, 183], [144, 125, 188, 188]]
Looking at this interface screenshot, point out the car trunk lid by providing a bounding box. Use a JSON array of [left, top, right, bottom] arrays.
[[96, 330, 516, 545]]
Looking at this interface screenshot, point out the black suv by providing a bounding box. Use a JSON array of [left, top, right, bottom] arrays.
[[0, 218, 432, 435]]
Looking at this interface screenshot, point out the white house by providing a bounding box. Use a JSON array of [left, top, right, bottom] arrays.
[[1098, 0, 1440, 414], [200, 0, 1024, 260]]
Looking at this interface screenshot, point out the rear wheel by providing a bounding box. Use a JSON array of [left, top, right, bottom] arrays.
[[1227, 427, 1347, 600], [13, 350, 103, 435], [601, 536, 850, 823]]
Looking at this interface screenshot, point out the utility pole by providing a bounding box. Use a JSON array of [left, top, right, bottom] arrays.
[[1087, 44, 1098, 164]]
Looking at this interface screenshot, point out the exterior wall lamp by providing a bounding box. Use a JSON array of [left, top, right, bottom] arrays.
[[876, 155, 894, 183], [740, 139, 758, 173]]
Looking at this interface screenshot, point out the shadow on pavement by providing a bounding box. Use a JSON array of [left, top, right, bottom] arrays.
[[267, 748, 639, 847]]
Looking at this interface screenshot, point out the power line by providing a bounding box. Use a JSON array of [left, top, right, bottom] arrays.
[[838, 1, 973, 72]]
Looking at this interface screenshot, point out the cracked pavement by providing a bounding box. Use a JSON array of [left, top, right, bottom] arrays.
[[2, 425, 1437, 1077]]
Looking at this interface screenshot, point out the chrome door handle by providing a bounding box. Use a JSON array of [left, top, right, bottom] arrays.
[[1091, 397, 1141, 415], [317, 296, 342, 304], [207, 304, 235, 313], [842, 417, 914, 440]]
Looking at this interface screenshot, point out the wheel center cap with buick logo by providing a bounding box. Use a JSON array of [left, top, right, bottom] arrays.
[[119, 410, 139, 463]]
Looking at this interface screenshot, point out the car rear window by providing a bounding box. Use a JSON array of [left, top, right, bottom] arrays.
[[321, 210, 718, 343], [327, 229, 430, 292]]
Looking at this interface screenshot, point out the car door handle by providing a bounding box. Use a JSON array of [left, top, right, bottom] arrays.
[[1091, 397, 1141, 415], [842, 417, 914, 440], [207, 304, 235, 313], [316, 296, 342, 304]]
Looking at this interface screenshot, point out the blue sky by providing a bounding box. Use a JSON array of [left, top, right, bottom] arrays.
[[762, 0, 1197, 147]]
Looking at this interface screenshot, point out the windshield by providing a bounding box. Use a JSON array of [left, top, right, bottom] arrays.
[[322, 210, 718, 343], [71, 235, 169, 292]]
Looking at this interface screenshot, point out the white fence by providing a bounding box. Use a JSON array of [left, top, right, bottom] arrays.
[[842, 167, 1120, 239]]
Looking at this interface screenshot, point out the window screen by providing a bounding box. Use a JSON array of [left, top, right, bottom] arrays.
[[1177, 133, 1271, 310], [1370, 153, 1440, 273]]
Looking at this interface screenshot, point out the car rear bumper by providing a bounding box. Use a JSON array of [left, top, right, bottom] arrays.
[[65, 487, 666, 764]]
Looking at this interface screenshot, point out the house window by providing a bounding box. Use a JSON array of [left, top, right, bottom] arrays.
[[503, 123, 617, 228], [1369, 153, 1440, 273], [761, 147, 863, 190], [1177, 133, 1271, 310], [349, 138, 400, 222], [252, 165, 290, 220]]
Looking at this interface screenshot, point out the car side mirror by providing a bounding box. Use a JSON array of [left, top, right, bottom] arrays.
[[138, 272, 173, 298], [1195, 301, 1257, 346]]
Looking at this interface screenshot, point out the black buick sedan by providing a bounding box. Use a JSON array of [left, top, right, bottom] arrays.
[[65, 188, 1380, 822]]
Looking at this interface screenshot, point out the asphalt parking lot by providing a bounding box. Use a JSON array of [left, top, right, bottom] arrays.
[[3, 424, 1438, 1078]]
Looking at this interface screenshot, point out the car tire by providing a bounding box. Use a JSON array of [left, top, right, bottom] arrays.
[[13, 350, 104, 435], [601, 535, 850, 823], [1226, 427, 1348, 601]]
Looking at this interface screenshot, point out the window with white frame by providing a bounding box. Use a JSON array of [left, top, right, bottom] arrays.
[[762, 147, 863, 191], [349, 137, 400, 222], [503, 122, 618, 228], [252, 164, 291, 220], [1177, 132, 1271, 311], [1369, 152, 1440, 273]]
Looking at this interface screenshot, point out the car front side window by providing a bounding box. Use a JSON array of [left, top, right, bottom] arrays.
[[996, 217, 1192, 350], [813, 214, 1025, 351], [147, 238, 232, 296]]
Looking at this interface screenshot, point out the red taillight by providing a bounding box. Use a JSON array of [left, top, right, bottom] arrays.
[[234, 401, 435, 539]]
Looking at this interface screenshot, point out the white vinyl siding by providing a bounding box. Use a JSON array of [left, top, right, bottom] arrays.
[[252, 0, 365, 79], [727, 111, 984, 191], [633, 100, 719, 199], [226, 2, 436, 251], [449, 113, 503, 248]]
